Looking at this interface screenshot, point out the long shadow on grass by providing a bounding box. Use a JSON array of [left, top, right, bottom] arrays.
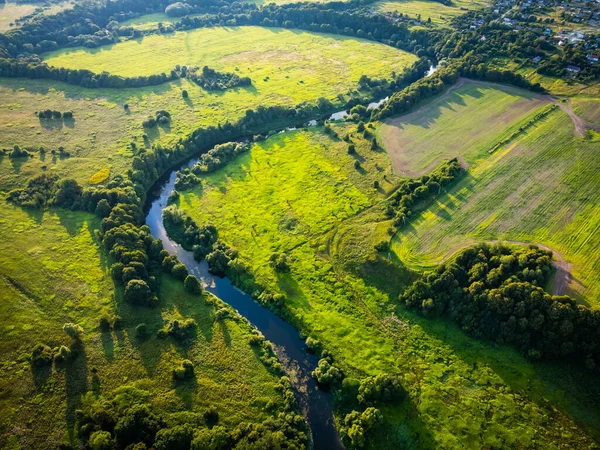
[[63, 340, 88, 437]]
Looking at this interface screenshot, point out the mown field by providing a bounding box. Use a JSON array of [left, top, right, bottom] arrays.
[[0, 0, 75, 32], [377, 79, 550, 176], [174, 126, 600, 449], [0, 27, 415, 190], [0, 200, 288, 449], [382, 82, 600, 305], [373, 0, 488, 26]]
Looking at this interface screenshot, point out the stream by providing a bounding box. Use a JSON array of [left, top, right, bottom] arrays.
[[144, 65, 437, 448]]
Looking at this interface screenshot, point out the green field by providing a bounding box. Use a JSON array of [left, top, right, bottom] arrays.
[[0, 0, 75, 32], [0, 200, 289, 448], [0, 27, 415, 191], [174, 126, 600, 449], [381, 82, 600, 305], [43, 26, 417, 80], [378, 79, 550, 176], [373, 0, 488, 26]]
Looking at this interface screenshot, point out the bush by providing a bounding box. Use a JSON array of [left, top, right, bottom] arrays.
[[305, 337, 321, 354], [182, 90, 188, 98], [89, 430, 114, 450], [269, 252, 290, 273], [184, 275, 203, 295], [357, 374, 405, 405], [162, 319, 197, 341], [173, 360, 195, 381], [30, 343, 54, 367], [63, 322, 83, 340], [54, 345, 72, 363], [312, 358, 344, 386]]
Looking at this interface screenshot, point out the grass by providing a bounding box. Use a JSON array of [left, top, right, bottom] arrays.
[[572, 97, 600, 126], [43, 27, 417, 80], [383, 83, 600, 305], [0, 200, 291, 448], [373, 0, 488, 26], [174, 125, 600, 449], [0, 0, 75, 32], [119, 12, 205, 31], [0, 27, 415, 191], [377, 79, 550, 176]]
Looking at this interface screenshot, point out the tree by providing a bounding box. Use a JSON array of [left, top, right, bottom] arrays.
[[184, 275, 203, 295], [269, 252, 290, 273], [182, 90, 188, 99], [171, 263, 189, 280], [95, 198, 112, 218]]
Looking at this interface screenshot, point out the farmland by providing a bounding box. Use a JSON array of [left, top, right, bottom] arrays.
[[382, 82, 600, 305], [0, 0, 75, 32], [173, 125, 600, 449], [373, 0, 488, 26], [0, 200, 289, 448], [377, 79, 550, 176]]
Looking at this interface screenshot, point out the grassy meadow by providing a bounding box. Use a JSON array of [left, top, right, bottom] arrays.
[[0, 200, 289, 448], [174, 126, 600, 449], [377, 79, 550, 176], [373, 0, 488, 26], [380, 81, 600, 305], [0, 0, 75, 32], [0, 27, 415, 190]]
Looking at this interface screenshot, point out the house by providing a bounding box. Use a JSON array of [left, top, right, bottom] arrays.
[[588, 54, 599, 63], [566, 65, 581, 73], [532, 55, 542, 63]]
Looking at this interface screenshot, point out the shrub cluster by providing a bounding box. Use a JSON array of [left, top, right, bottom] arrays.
[[385, 158, 463, 226], [187, 65, 252, 91], [190, 141, 250, 174]]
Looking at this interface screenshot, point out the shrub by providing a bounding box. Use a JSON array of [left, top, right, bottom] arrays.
[[182, 90, 188, 98], [30, 343, 54, 367], [312, 358, 343, 386], [305, 337, 321, 354], [89, 430, 114, 450], [357, 374, 406, 405], [269, 252, 290, 273], [162, 319, 197, 341], [184, 275, 203, 295], [154, 424, 194, 450], [63, 323, 83, 340], [173, 360, 195, 381], [54, 345, 72, 363], [348, 144, 356, 154]]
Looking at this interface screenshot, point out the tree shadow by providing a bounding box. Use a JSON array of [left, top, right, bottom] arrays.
[[217, 320, 232, 348], [172, 376, 198, 409], [64, 340, 88, 437], [38, 117, 63, 130], [10, 156, 27, 174], [101, 330, 115, 361], [31, 364, 53, 391]]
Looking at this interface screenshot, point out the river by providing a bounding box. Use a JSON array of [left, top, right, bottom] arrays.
[[145, 166, 344, 450]]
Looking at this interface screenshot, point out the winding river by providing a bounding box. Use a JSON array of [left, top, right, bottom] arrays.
[[146, 166, 343, 450], [144, 67, 436, 447]]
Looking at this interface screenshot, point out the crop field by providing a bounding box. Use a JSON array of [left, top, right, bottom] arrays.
[[572, 97, 600, 126], [174, 126, 600, 449], [0, 200, 288, 448], [386, 93, 600, 305], [373, 0, 488, 26], [0, 27, 415, 190], [377, 79, 550, 176]]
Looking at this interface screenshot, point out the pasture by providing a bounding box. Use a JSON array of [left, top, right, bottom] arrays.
[[373, 0, 488, 26], [1, 27, 415, 190], [174, 126, 599, 449], [0, 201, 287, 448], [383, 84, 600, 305]]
